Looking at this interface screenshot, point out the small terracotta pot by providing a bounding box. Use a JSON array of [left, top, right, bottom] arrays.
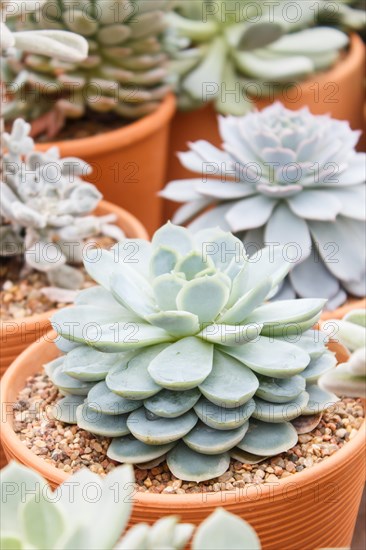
[[35, 94, 176, 236], [164, 33, 365, 221], [0, 200, 148, 378], [1, 335, 365, 550]]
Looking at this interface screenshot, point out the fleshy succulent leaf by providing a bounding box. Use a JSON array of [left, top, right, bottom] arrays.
[[320, 310, 366, 398], [192, 508, 261, 550], [237, 420, 298, 456], [148, 337, 213, 390], [167, 442, 231, 482]]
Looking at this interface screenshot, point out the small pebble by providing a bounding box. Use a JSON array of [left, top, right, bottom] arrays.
[[335, 428, 347, 438]]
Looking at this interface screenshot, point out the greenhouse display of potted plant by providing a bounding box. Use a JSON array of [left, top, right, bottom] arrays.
[[1, 222, 365, 549], [2, 0, 176, 234], [1, 1, 365, 548], [161, 104, 366, 317], [0, 118, 148, 375], [164, 0, 365, 189], [0, 461, 261, 550]]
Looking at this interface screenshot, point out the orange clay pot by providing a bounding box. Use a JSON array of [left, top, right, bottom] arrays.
[[163, 34, 365, 222], [0, 200, 148, 378], [35, 94, 176, 237], [321, 298, 366, 321], [1, 334, 365, 550]]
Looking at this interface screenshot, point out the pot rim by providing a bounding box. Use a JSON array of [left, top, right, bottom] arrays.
[[34, 94, 176, 156], [0, 199, 148, 329], [1, 332, 365, 505]]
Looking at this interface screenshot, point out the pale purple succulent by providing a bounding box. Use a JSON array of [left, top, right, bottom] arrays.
[[162, 103, 366, 309]]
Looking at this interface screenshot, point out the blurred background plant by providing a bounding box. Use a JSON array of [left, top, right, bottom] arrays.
[[0, 118, 125, 297], [2, 0, 174, 139], [164, 0, 353, 115], [161, 103, 366, 309], [320, 309, 366, 397], [0, 0, 88, 60], [0, 461, 261, 550], [1, 0, 88, 169], [318, 0, 366, 34]]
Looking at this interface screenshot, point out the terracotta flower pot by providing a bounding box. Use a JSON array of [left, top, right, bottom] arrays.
[[164, 33, 365, 221], [1, 335, 365, 550], [0, 200, 148, 378], [320, 298, 366, 321], [35, 94, 176, 236]]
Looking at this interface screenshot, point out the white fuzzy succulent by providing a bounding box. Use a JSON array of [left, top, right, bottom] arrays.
[[1, 462, 260, 550], [50, 222, 338, 482], [1, 118, 125, 292], [320, 309, 366, 398], [162, 103, 366, 310]]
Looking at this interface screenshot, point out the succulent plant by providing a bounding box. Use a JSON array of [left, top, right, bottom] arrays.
[[50, 221, 338, 482], [0, 461, 136, 550], [1, 461, 261, 550], [161, 103, 366, 310], [166, 0, 349, 114], [317, 1, 366, 31], [320, 309, 366, 398], [1, 118, 125, 293], [1, 1, 88, 174], [0, 0, 88, 60], [3, 0, 173, 134]]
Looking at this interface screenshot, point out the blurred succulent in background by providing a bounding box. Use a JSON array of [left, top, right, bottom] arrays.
[[50, 222, 338, 482], [1, 462, 261, 550], [1, 0, 88, 167], [3, 0, 173, 137], [165, 0, 349, 114], [317, 0, 366, 32], [320, 309, 366, 397], [161, 103, 366, 310], [0, 462, 136, 550], [1, 118, 125, 294], [0, 0, 88, 60]]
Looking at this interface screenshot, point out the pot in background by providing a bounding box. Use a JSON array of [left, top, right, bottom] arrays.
[[36, 94, 176, 236]]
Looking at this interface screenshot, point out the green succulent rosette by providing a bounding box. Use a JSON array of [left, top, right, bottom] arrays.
[[50, 223, 338, 481]]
